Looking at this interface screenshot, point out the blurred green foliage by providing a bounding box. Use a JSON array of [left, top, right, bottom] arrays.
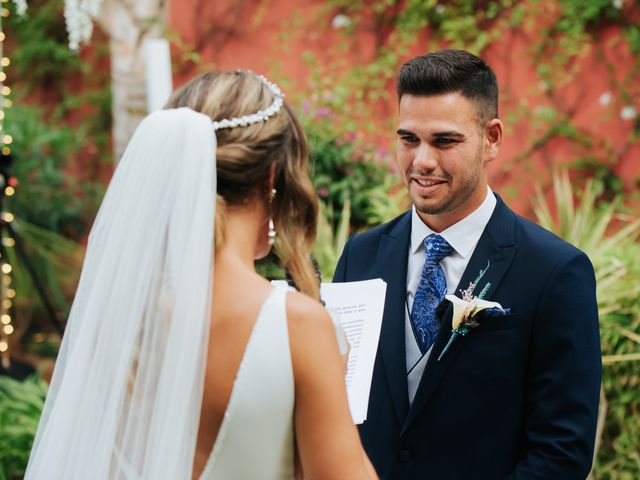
[[2, 0, 109, 329], [534, 171, 640, 479], [5, 219, 85, 329], [313, 198, 351, 281], [307, 125, 401, 231], [0, 375, 48, 480], [5, 104, 104, 239], [8, 0, 84, 90]]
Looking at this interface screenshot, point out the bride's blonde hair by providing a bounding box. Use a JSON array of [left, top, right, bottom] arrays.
[[165, 71, 320, 300]]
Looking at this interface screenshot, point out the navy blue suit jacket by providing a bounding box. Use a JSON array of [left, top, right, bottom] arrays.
[[333, 194, 601, 479]]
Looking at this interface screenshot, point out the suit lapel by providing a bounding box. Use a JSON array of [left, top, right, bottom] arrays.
[[377, 212, 412, 424], [402, 195, 518, 432]]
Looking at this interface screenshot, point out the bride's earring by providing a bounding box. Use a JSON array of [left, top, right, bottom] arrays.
[[268, 188, 277, 246]]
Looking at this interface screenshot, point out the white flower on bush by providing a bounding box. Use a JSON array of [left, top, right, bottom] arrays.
[[331, 14, 351, 29], [12, 0, 28, 15], [599, 91, 612, 106], [612, 0, 624, 9], [64, 0, 104, 50], [620, 105, 637, 120]]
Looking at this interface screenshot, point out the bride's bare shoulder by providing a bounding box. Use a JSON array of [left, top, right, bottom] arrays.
[[285, 290, 337, 347], [285, 290, 331, 324]]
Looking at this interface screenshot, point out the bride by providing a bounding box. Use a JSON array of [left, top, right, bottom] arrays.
[[24, 71, 377, 479]]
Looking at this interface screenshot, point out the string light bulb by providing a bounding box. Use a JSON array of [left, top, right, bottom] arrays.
[[0, 0, 26, 371]]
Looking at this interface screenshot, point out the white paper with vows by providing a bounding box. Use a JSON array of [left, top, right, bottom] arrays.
[[321, 279, 386, 424]]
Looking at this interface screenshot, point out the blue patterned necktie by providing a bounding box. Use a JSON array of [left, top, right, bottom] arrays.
[[411, 234, 454, 354]]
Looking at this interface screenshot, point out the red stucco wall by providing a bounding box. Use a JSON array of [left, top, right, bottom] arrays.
[[169, 0, 639, 215]]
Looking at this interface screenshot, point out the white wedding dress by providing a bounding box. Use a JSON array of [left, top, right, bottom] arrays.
[[199, 285, 296, 479], [199, 284, 348, 479]]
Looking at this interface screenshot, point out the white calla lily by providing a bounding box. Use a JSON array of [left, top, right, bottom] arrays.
[[444, 294, 503, 330]]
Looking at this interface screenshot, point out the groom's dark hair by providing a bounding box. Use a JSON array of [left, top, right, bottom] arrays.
[[397, 49, 498, 126]]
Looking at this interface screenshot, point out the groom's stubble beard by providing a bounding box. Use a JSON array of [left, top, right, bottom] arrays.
[[410, 145, 484, 216]]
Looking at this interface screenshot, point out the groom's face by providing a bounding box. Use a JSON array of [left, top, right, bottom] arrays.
[[396, 92, 498, 231]]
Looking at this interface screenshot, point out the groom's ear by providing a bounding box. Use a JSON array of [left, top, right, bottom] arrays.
[[483, 118, 503, 163]]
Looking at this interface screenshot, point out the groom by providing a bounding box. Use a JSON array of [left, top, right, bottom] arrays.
[[333, 49, 601, 479]]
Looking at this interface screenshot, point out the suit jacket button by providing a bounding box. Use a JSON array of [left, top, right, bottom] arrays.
[[398, 449, 412, 463]]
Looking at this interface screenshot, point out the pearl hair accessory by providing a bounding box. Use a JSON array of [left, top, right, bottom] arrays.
[[211, 73, 284, 131]]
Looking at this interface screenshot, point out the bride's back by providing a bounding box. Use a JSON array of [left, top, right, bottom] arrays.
[[193, 251, 277, 477], [194, 251, 296, 479], [167, 71, 322, 478]]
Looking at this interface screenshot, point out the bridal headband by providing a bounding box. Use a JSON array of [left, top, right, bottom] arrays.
[[211, 72, 285, 131]]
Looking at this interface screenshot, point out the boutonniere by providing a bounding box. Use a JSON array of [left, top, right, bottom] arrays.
[[437, 262, 510, 362]]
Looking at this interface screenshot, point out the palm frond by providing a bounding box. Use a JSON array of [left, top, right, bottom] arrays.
[[533, 169, 640, 476], [313, 200, 351, 281]]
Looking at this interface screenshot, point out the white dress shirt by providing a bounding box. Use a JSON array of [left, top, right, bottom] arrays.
[[405, 187, 497, 404]]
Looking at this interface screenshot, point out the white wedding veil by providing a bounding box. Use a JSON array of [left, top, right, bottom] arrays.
[[25, 107, 218, 479]]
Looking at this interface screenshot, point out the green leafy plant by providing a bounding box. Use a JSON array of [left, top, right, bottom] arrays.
[[0, 375, 48, 480], [0, 103, 96, 338], [313, 199, 351, 281], [533, 169, 640, 478], [4, 219, 85, 339], [364, 182, 409, 227], [308, 125, 398, 231], [7, 0, 84, 91], [1, 0, 110, 346], [4, 104, 104, 240]]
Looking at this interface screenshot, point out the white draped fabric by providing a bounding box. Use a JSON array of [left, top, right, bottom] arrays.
[[25, 108, 217, 480]]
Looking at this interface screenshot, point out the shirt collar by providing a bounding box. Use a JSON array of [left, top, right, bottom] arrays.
[[410, 186, 497, 258]]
